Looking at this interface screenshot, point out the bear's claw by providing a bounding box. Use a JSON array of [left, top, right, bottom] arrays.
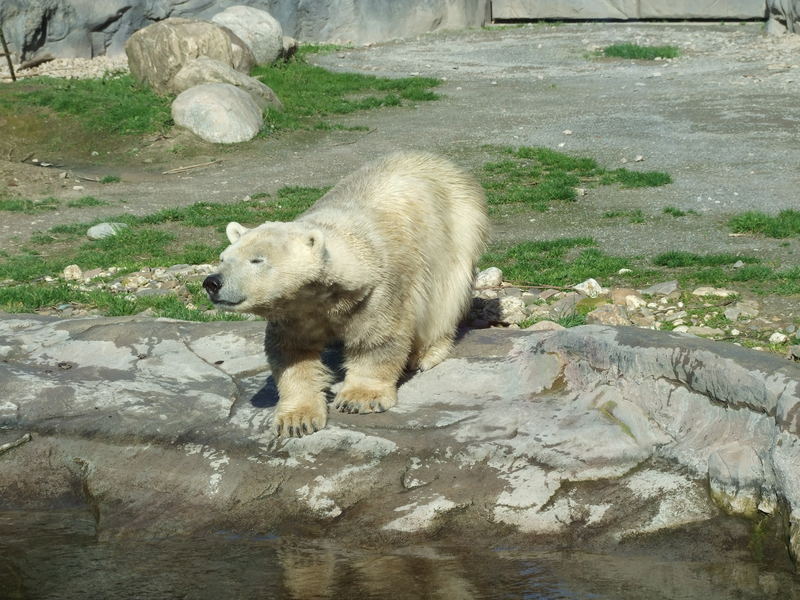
[[274, 403, 327, 437], [333, 386, 397, 414]]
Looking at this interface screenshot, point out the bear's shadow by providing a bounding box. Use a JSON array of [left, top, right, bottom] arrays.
[[248, 327, 470, 409]]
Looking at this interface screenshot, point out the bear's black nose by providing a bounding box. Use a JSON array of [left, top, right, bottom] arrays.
[[203, 274, 223, 295]]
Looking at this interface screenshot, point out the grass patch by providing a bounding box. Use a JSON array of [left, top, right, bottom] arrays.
[[0, 196, 60, 212], [253, 46, 440, 131], [652, 251, 759, 268], [100, 175, 121, 184], [0, 186, 327, 283], [481, 146, 672, 210], [66, 196, 109, 208], [603, 209, 645, 223], [601, 43, 681, 60], [0, 283, 246, 322], [479, 237, 629, 287], [728, 210, 800, 238], [663, 206, 698, 217], [4, 73, 172, 135]]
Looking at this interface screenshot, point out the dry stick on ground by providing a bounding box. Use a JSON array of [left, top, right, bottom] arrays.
[[483, 283, 575, 291], [0, 24, 16, 82], [18, 53, 55, 71], [162, 159, 221, 175]]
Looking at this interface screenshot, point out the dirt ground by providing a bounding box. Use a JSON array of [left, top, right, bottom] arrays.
[[1, 21, 799, 269]]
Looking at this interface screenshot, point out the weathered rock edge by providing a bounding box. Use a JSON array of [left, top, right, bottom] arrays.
[[0, 314, 798, 567]]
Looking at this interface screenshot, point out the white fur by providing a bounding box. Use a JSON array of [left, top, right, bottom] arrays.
[[208, 152, 488, 436]]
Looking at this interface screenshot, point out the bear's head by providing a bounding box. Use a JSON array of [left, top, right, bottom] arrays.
[[203, 221, 325, 314]]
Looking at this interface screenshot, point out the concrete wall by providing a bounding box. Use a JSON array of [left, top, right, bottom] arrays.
[[492, 0, 767, 20]]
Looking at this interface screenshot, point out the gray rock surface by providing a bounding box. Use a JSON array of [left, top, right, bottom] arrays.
[[125, 18, 255, 95], [0, 0, 490, 61], [768, 0, 800, 34], [211, 5, 283, 65], [171, 83, 263, 143], [170, 56, 282, 110], [1, 314, 798, 567]]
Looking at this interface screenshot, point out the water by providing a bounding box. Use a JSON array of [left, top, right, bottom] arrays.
[[1, 510, 798, 600]]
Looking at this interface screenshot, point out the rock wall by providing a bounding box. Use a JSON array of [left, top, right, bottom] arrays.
[[0, 0, 490, 60]]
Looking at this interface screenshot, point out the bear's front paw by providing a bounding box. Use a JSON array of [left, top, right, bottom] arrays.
[[334, 385, 397, 414], [274, 401, 327, 438]]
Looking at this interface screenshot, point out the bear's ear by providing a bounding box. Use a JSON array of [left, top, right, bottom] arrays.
[[226, 222, 249, 243]]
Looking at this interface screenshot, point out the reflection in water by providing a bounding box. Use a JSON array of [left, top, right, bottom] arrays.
[[0, 510, 798, 600]]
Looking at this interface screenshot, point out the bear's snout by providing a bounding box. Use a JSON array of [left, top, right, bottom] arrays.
[[203, 274, 223, 295]]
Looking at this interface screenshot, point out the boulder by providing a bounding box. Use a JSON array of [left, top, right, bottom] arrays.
[[211, 5, 283, 65], [87, 221, 129, 240], [1, 316, 798, 571], [125, 17, 255, 95], [171, 83, 263, 144], [170, 56, 282, 110]]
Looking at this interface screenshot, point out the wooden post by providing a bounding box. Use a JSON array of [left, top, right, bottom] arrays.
[[0, 23, 17, 82]]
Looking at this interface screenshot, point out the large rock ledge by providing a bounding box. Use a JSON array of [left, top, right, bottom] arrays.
[[0, 314, 798, 567]]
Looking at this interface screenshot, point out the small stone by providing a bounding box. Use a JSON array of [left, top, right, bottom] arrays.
[[630, 314, 656, 328], [673, 325, 689, 333], [634, 155, 644, 162], [586, 304, 631, 326], [724, 300, 760, 321], [640, 280, 679, 296], [733, 260, 745, 269], [686, 325, 725, 337], [87, 222, 129, 240], [692, 286, 736, 298], [499, 296, 527, 324], [625, 295, 647, 311], [671, 319, 685, 326], [72, 185, 85, 191], [82, 268, 104, 280], [504, 287, 522, 297], [62, 264, 83, 280], [611, 288, 637, 305], [617, 268, 632, 275], [573, 278, 604, 298], [475, 267, 503, 289], [664, 310, 688, 323], [769, 332, 788, 344], [521, 292, 539, 306], [563, 129, 573, 135], [525, 320, 565, 332], [549, 292, 581, 318], [730, 329, 740, 336], [538, 289, 560, 301], [575, 187, 587, 197], [788, 345, 800, 360]]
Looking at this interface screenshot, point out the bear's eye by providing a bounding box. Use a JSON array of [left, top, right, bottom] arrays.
[[250, 258, 264, 264]]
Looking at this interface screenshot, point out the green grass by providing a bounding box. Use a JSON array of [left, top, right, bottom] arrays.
[[479, 237, 629, 286], [0, 196, 60, 212], [663, 206, 698, 217], [481, 146, 672, 211], [66, 196, 108, 208], [6, 73, 173, 135], [0, 282, 246, 321], [100, 175, 121, 184], [252, 46, 440, 131], [603, 209, 645, 223], [0, 186, 327, 283], [652, 251, 760, 268], [728, 210, 800, 238], [601, 43, 681, 60]]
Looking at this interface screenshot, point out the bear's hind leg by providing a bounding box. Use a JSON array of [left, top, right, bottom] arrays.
[[408, 335, 454, 372], [335, 342, 408, 414]]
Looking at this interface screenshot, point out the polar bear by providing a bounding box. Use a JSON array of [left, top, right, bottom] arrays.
[[203, 152, 488, 437]]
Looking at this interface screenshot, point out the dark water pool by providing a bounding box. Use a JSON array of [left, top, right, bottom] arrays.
[[1, 510, 798, 600]]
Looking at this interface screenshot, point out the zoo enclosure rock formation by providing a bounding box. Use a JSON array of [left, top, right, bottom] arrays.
[[0, 314, 798, 567], [0, 0, 491, 61]]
